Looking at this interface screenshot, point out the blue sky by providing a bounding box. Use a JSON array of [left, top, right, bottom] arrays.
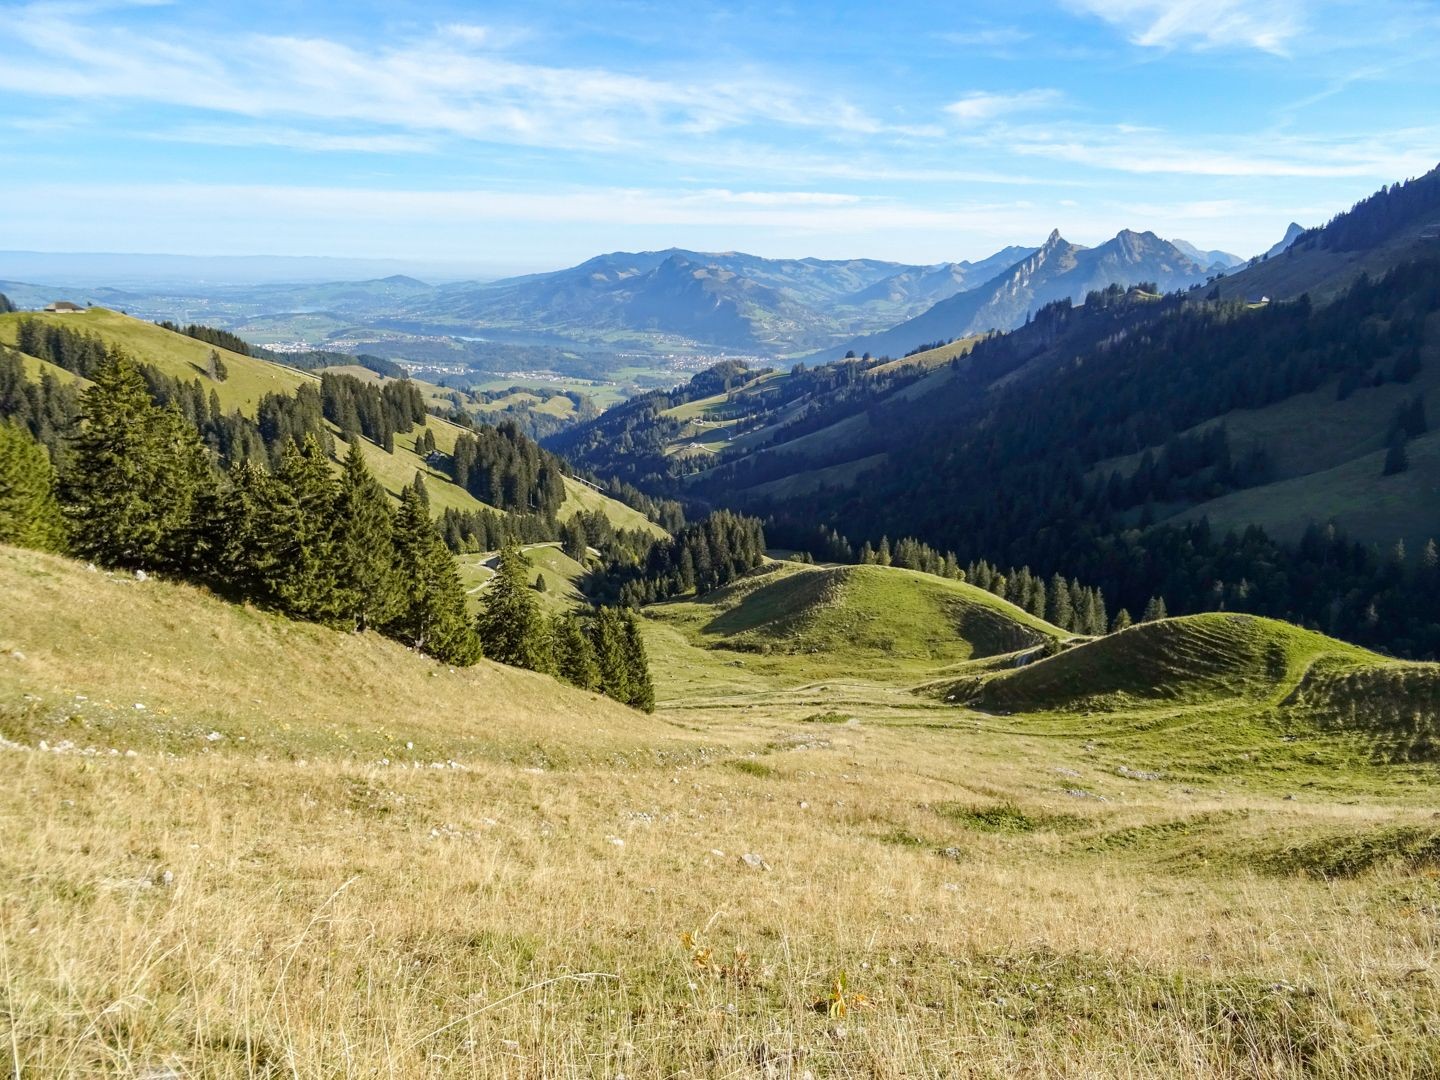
[[1, 0, 1437, 275]]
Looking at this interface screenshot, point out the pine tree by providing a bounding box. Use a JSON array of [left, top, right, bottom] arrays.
[[475, 542, 552, 672], [0, 422, 65, 551], [1046, 574, 1073, 629], [216, 459, 277, 599], [1141, 596, 1168, 622], [620, 610, 655, 712], [552, 612, 600, 691], [1110, 608, 1133, 633], [332, 441, 401, 632], [389, 485, 480, 665], [265, 436, 341, 622], [591, 606, 632, 703], [61, 350, 212, 571]]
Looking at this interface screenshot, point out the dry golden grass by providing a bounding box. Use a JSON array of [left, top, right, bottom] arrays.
[[4, 546, 1440, 1077]]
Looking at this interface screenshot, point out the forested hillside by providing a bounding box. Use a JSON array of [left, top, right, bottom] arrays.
[[554, 165, 1440, 658]]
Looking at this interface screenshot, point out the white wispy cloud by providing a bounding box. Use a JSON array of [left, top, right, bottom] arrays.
[[0, 2, 904, 155], [945, 90, 1064, 123], [978, 120, 1440, 179], [1067, 0, 1306, 54]]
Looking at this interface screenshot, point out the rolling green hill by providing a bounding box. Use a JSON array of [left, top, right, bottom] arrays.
[[943, 611, 1440, 777], [645, 560, 1063, 682]]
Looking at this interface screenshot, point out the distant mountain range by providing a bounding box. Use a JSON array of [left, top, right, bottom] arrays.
[[823, 228, 1230, 361], [1, 234, 1248, 359]]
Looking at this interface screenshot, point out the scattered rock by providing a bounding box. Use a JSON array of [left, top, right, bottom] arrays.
[[9, 650, 24, 661], [606, 836, 625, 847], [1053, 767, 1081, 778], [1064, 788, 1107, 801], [941, 882, 960, 892], [938, 847, 963, 861], [1117, 765, 1164, 781], [133, 703, 147, 711], [204, 731, 223, 742], [741, 852, 770, 871], [135, 569, 148, 582]]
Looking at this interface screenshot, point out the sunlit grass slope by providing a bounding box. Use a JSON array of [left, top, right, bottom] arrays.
[[0, 545, 677, 766]]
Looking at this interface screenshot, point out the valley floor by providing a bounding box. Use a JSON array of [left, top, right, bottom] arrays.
[[3, 551, 1440, 1077]]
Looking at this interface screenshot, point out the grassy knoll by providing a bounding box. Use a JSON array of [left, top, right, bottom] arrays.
[[5, 547, 1440, 1076], [645, 560, 1063, 684]]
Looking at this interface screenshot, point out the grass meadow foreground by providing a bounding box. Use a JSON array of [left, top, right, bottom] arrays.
[[4, 547, 1440, 1077]]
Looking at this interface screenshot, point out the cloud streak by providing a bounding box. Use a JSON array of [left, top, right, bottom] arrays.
[[1068, 0, 1306, 54]]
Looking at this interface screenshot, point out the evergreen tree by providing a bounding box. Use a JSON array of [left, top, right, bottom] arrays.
[[552, 612, 600, 691], [1141, 596, 1168, 622], [332, 441, 401, 632], [0, 422, 65, 551], [389, 486, 480, 665], [265, 436, 341, 622], [216, 459, 277, 598], [61, 350, 212, 572], [591, 606, 632, 704], [560, 516, 589, 562], [475, 542, 551, 672], [620, 610, 655, 712], [1046, 574, 1073, 629], [1110, 608, 1133, 633]]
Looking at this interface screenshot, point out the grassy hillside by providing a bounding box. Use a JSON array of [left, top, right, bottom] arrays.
[[0, 308, 659, 533], [9, 543, 1440, 1073], [454, 542, 590, 616], [0, 545, 669, 765]]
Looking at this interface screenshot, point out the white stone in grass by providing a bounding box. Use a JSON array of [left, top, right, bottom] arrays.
[[133, 703, 147, 711], [741, 852, 769, 870], [205, 731, 223, 741], [607, 835, 625, 847]]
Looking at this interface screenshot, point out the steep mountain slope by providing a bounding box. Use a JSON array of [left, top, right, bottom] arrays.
[[1172, 239, 1244, 272], [1210, 163, 1440, 305], [828, 229, 1212, 360], [1263, 223, 1306, 260]]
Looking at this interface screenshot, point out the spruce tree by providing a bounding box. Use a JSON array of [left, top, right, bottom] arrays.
[[62, 350, 212, 571], [0, 422, 65, 551], [592, 606, 632, 703], [1141, 596, 1168, 622], [389, 485, 480, 665], [476, 542, 552, 672], [1110, 608, 1133, 633], [552, 612, 600, 691], [216, 459, 278, 599], [1046, 574, 1073, 629], [332, 441, 401, 632], [620, 610, 655, 712], [265, 436, 341, 622]]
